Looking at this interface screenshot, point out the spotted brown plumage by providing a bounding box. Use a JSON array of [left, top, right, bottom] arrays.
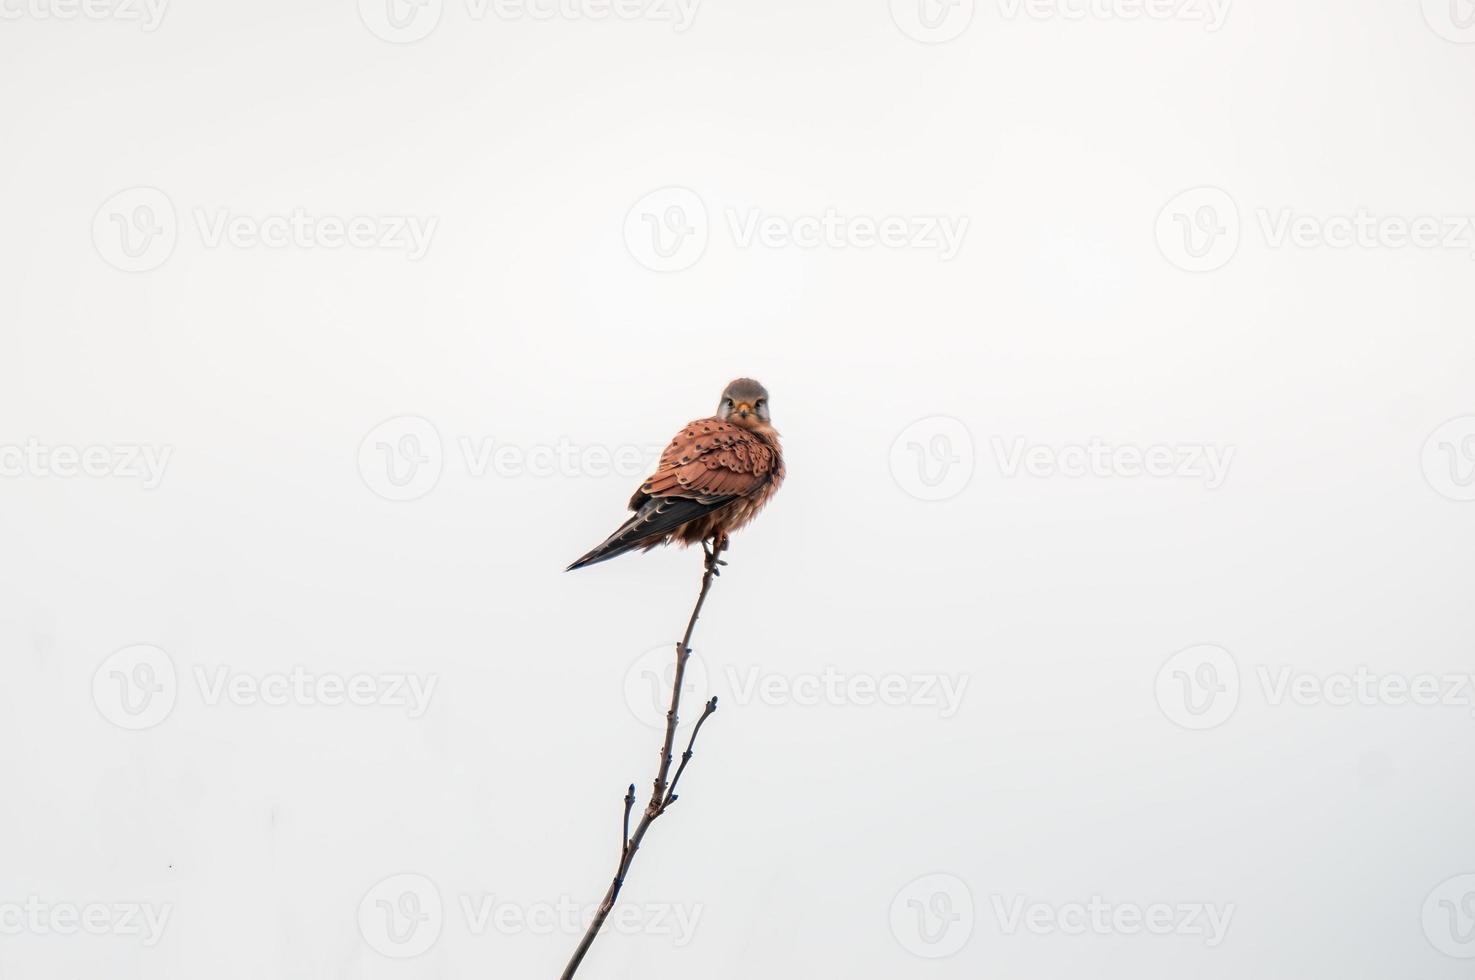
[[567, 379, 785, 571]]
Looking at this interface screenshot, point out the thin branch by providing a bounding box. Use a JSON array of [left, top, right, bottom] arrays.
[[662, 696, 718, 810], [620, 784, 635, 863], [558, 539, 726, 980]]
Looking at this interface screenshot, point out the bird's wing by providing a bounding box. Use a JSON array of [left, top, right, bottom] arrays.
[[638, 418, 778, 502]]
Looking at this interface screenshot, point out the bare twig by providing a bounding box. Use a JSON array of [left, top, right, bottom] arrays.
[[558, 539, 726, 980], [620, 784, 635, 863], [663, 696, 718, 809]]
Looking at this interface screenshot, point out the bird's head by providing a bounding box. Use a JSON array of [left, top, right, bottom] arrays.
[[717, 378, 771, 429]]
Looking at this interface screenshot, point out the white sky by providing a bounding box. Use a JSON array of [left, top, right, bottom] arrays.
[[3, 1, 1475, 977]]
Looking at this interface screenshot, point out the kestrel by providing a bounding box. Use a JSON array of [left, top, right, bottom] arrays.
[[567, 378, 785, 571]]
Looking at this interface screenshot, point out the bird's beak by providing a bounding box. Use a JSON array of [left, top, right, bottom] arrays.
[[735, 402, 753, 418]]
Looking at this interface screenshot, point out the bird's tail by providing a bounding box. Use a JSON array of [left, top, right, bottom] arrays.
[[566, 496, 728, 572], [565, 514, 653, 571]]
